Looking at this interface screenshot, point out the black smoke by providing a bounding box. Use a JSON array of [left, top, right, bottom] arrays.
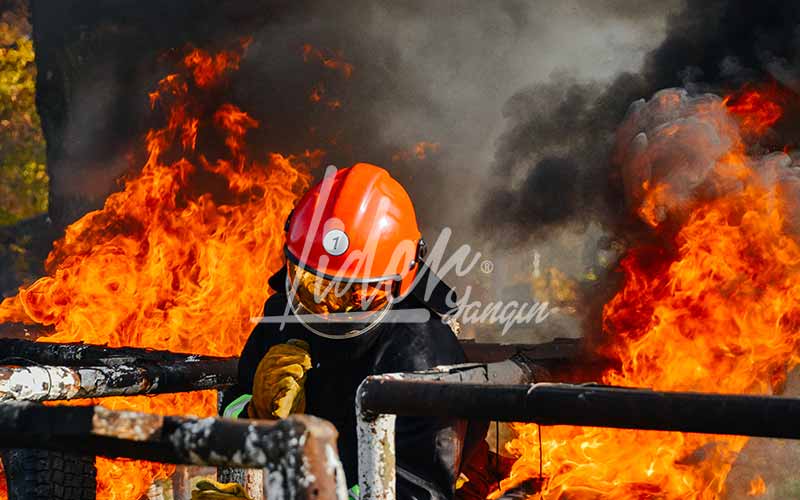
[[12, 0, 672, 295], [479, 0, 800, 243], [28, 0, 679, 241]]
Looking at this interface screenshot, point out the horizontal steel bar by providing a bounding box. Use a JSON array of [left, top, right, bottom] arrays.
[[0, 338, 237, 366], [0, 401, 296, 466], [459, 337, 580, 364], [0, 361, 236, 401], [0, 336, 578, 368], [0, 401, 347, 500], [358, 380, 800, 440], [0, 339, 238, 400]]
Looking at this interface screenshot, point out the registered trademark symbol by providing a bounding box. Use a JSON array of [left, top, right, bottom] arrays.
[[480, 260, 494, 274]]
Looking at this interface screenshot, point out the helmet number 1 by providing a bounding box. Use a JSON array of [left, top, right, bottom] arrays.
[[323, 229, 349, 256]]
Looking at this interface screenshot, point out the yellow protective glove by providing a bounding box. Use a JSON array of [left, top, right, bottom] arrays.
[[249, 339, 311, 419], [191, 479, 251, 500]]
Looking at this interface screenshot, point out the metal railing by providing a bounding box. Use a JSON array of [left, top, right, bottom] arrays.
[[355, 357, 800, 500], [356, 357, 540, 500], [0, 338, 346, 500], [0, 401, 347, 500]]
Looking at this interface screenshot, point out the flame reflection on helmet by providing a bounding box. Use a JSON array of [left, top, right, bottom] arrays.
[[285, 261, 394, 338]]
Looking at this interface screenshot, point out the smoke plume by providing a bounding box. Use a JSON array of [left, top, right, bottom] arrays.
[[479, 0, 800, 244], [29, 0, 675, 236]]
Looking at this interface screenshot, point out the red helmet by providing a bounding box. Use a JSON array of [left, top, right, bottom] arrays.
[[284, 163, 424, 338]]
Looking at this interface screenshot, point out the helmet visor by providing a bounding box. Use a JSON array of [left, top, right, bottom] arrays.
[[286, 261, 394, 338]]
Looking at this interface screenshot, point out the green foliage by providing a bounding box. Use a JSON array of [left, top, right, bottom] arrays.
[[0, 1, 47, 226], [776, 479, 800, 499]]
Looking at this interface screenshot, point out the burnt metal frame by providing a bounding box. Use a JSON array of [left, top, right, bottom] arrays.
[[0, 401, 347, 500], [0, 336, 587, 499], [0, 336, 578, 499], [0, 339, 238, 401], [355, 359, 800, 500], [0, 339, 343, 499], [0, 337, 580, 402]]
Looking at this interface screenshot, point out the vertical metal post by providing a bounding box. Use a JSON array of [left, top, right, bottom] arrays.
[[218, 467, 265, 500], [171, 466, 191, 500], [355, 359, 543, 500], [356, 397, 396, 500], [145, 481, 165, 500]]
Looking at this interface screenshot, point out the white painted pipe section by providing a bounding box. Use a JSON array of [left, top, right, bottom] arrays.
[[356, 393, 396, 500], [0, 365, 149, 401], [0, 365, 82, 401]]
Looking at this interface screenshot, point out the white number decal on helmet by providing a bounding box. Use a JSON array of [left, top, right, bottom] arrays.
[[322, 229, 349, 256]]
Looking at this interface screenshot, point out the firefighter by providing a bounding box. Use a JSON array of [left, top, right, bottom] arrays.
[[214, 163, 468, 500]]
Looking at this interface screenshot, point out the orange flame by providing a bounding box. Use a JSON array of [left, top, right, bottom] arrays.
[[637, 180, 670, 227], [723, 86, 784, 136], [494, 90, 800, 498], [0, 46, 314, 499], [310, 83, 324, 102], [305, 52, 348, 111], [302, 43, 354, 79], [391, 141, 440, 162], [747, 475, 766, 496]]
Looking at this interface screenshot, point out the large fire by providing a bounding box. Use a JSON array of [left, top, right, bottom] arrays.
[[723, 87, 784, 136], [1, 33, 798, 500], [0, 45, 313, 499], [494, 89, 800, 498]]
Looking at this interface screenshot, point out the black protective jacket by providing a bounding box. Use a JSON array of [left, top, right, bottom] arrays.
[[222, 268, 468, 500]]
